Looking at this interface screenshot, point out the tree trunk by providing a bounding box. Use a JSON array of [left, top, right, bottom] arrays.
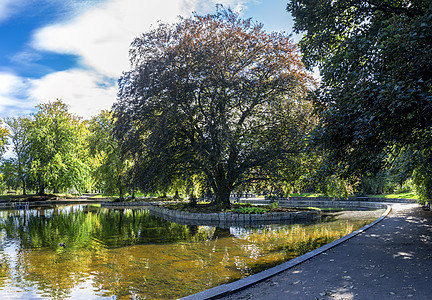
[[118, 178, 124, 201], [189, 192, 197, 207], [21, 178, 26, 196], [214, 179, 233, 209], [38, 182, 45, 195], [215, 189, 231, 208], [213, 162, 236, 209]]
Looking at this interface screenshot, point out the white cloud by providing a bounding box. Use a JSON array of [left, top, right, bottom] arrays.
[[27, 0, 248, 120], [0, 73, 20, 95], [0, 0, 25, 23], [29, 69, 117, 120], [33, 0, 248, 77], [0, 72, 36, 117], [33, 0, 187, 78]]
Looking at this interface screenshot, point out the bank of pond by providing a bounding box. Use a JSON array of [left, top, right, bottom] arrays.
[[0, 204, 384, 299]]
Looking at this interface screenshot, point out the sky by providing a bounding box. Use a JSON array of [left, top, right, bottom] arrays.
[[0, 0, 298, 120]]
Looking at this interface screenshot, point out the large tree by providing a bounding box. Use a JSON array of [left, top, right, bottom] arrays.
[[114, 8, 314, 207], [29, 100, 91, 195], [288, 1, 432, 196]]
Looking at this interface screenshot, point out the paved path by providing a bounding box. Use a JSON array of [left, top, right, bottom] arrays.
[[218, 203, 432, 299]]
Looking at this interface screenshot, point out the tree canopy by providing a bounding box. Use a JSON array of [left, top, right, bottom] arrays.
[[113, 8, 314, 207], [29, 100, 91, 195], [88, 110, 130, 199], [288, 0, 432, 198]]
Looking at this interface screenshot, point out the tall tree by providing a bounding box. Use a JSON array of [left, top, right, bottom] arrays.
[[88, 111, 130, 200], [288, 1, 432, 196], [29, 100, 90, 195], [114, 8, 314, 207], [4, 116, 32, 195]]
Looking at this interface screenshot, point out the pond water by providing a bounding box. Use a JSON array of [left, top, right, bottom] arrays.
[[0, 205, 383, 299]]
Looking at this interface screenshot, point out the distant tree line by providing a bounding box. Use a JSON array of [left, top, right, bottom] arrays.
[[0, 4, 429, 206]]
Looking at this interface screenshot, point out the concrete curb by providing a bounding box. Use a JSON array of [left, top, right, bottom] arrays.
[[179, 203, 392, 300]]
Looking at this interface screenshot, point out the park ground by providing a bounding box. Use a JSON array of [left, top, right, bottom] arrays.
[[218, 202, 432, 299]]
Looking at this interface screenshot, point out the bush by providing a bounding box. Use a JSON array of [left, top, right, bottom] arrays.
[[231, 206, 268, 214]]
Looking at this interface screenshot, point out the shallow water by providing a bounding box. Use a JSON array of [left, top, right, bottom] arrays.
[[0, 205, 383, 299]]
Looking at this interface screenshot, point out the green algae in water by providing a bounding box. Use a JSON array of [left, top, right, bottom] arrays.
[[0, 205, 383, 299]]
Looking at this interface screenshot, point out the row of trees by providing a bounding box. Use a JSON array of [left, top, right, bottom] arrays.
[[0, 4, 429, 207], [0, 102, 129, 198], [0, 97, 321, 201], [0, 96, 413, 201]]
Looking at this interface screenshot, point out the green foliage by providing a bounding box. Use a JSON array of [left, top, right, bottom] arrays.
[[0, 159, 20, 191], [28, 100, 91, 194], [113, 7, 314, 208], [4, 116, 32, 194], [87, 111, 131, 199], [0, 119, 9, 156], [269, 201, 279, 209], [412, 150, 432, 205], [232, 206, 268, 214], [233, 203, 252, 207], [288, 0, 432, 200], [367, 192, 419, 199]]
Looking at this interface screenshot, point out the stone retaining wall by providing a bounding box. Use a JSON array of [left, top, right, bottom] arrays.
[[148, 205, 321, 228], [99, 199, 389, 227]]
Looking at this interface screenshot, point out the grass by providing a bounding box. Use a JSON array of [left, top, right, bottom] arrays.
[[290, 192, 419, 200], [230, 206, 268, 214], [367, 192, 418, 199], [0, 193, 76, 202], [289, 193, 326, 197], [88, 194, 111, 199]]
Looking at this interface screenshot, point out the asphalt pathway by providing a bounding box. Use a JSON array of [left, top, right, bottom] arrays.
[[219, 203, 432, 299]]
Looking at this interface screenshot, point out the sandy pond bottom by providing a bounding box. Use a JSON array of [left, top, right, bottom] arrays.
[[0, 205, 384, 299]]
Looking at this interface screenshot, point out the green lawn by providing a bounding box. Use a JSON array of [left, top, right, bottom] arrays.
[[367, 192, 418, 200], [289, 192, 419, 200], [289, 193, 326, 197]]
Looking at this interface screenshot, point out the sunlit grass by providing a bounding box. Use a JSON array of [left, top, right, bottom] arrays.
[[289, 193, 326, 197], [88, 194, 110, 199], [367, 192, 418, 199], [290, 192, 419, 200]]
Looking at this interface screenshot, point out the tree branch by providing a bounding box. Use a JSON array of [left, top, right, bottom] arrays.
[[366, 0, 424, 17]]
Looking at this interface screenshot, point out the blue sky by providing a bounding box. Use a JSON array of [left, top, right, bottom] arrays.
[[0, 0, 298, 119]]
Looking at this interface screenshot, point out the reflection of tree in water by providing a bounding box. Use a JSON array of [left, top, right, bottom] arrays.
[[0, 206, 375, 299], [0, 206, 217, 298], [0, 206, 214, 250]]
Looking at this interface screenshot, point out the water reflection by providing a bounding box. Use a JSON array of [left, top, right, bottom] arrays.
[[0, 205, 382, 299]]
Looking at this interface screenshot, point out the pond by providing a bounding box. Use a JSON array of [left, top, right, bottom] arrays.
[[0, 204, 383, 299]]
